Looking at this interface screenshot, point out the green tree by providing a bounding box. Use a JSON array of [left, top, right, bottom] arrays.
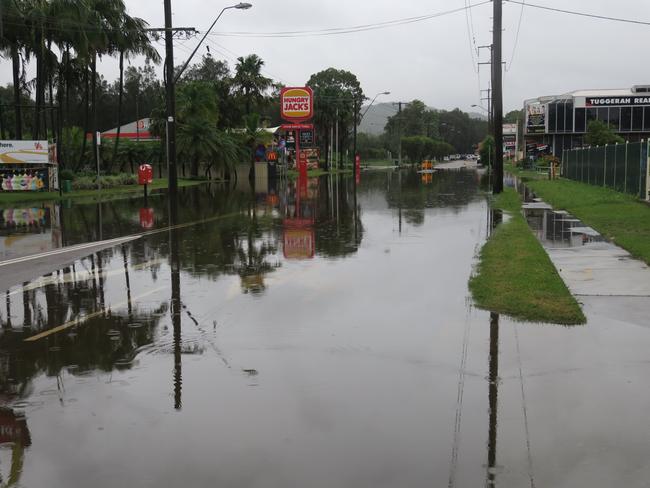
[[111, 13, 160, 166], [306, 68, 364, 163], [585, 120, 624, 146], [479, 135, 495, 167], [233, 54, 272, 115]]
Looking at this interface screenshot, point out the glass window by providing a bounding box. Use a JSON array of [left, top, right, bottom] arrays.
[[575, 108, 586, 132], [557, 103, 565, 132], [548, 103, 557, 132], [621, 107, 632, 131], [565, 103, 574, 132], [632, 107, 643, 131], [586, 108, 598, 130], [597, 107, 609, 123], [644, 107, 650, 131], [608, 107, 620, 129]]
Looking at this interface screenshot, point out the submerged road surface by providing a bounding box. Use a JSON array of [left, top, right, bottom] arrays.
[[1, 171, 650, 487]]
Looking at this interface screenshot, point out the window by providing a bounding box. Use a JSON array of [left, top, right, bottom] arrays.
[[644, 107, 650, 131], [608, 107, 620, 129], [632, 107, 644, 131], [557, 103, 566, 132], [575, 108, 586, 132], [565, 103, 574, 132], [548, 103, 557, 132], [597, 108, 609, 124], [586, 108, 598, 130], [621, 107, 632, 131]]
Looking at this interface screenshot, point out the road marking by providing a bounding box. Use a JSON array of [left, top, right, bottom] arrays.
[[0, 235, 142, 268], [23, 286, 167, 342], [7, 257, 168, 297]]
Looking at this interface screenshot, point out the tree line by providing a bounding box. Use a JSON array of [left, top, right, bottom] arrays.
[[358, 100, 490, 163]]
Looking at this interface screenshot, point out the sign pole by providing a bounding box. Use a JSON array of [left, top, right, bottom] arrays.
[[96, 130, 101, 192]]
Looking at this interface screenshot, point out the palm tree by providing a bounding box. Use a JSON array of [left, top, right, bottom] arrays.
[[176, 81, 241, 178], [0, 0, 27, 139], [233, 54, 272, 115], [111, 14, 160, 167], [82, 0, 124, 171]]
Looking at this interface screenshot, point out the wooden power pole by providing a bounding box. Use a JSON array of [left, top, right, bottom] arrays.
[[492, 0, 504, 194], [163, 0, 178, 196]]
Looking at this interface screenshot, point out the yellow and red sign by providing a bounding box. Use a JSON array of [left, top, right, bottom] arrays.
[[281, 87, 313, 122]]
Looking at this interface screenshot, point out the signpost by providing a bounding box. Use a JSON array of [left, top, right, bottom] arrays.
[[280, 87, 314, 177]]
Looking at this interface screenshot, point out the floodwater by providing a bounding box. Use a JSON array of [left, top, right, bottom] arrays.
[[1, 170, 650, 487]]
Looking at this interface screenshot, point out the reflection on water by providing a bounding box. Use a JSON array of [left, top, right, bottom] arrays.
[[0, 169, 497, 487]]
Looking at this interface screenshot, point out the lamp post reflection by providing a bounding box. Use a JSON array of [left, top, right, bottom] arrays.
[[486, 312, 500, 487], [169, 197, 182, 411]]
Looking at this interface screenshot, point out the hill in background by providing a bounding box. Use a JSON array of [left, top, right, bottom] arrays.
[[359, 102, 488, 135]]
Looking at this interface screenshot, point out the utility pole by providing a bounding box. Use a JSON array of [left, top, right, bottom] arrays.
[[353, 98, 358, 171], [163, 0, 178, 196], [397, 102, 403, 167], [492, 0, 504, 194]]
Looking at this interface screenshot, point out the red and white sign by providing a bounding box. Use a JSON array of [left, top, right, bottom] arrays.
[[281, 87, 313, 122]]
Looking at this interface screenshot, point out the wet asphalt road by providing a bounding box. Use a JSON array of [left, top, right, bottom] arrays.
[[1, 170, 650, 487]]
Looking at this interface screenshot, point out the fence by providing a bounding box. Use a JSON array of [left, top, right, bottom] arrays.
[[561, 141, 649, 199]]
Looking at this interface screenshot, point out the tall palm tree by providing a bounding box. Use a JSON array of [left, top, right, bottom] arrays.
[[111, 14, 160, 167], [83, 0, 124, 171], [233, 54, 272, 115], [0, 0, 27, 139]]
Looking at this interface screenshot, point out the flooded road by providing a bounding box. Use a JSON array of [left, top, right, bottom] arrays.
[[2, 170, 650, 487]]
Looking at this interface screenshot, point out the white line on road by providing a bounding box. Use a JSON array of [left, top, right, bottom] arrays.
[[0, 235, 142, 268]]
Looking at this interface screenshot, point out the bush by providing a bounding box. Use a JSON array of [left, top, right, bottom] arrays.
[[60, 169, 75, 181], [71, 173, 138, 190]]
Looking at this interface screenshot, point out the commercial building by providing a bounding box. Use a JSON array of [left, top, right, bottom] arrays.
[[523, 85, 650, 157]]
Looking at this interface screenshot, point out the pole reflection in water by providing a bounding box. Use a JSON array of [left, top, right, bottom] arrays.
[[169, 196, 182, 411], [486, 312, 500, 487]]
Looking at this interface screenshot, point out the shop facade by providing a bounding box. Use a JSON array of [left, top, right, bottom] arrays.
[[524, 85, 650, 157]]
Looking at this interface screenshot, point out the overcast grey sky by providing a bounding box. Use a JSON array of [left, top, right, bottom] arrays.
[[3, 0, 649, 112]]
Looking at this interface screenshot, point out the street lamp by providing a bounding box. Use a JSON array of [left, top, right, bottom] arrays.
[[353, 91, 390, 177], [361, 91, 391, 122], [175, 3, 253, 83]]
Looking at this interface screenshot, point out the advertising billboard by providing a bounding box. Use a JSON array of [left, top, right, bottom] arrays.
[[0, 140, 48, 164], [525, 104, 546, 134], [281, 87, 314, 122]]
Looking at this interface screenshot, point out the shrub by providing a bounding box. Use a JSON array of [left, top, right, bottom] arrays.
[[71, 173, 138, 190], [60, 169, 75, 181]]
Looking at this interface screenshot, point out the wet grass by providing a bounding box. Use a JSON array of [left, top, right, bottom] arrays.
[[469, 188, 586, 325], [525, 178, 650, 265], [286, 168, 352, 178], [0, 178, 207, 205]]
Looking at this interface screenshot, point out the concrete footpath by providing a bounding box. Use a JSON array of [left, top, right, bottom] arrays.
[[521, 199, 650, 328]]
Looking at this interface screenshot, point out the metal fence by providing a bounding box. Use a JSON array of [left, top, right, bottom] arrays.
[[561, 141, 649, 199]]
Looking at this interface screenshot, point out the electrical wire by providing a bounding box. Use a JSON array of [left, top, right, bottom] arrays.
[[504, 0, 650, 27], [464, 0, 479, 73], [505, 0, 525, 72], [204, 2, 492, 38]]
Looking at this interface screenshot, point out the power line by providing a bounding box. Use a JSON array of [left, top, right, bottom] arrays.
[[203, 2, 492, 38], [505, 0, 525, 71], [464, 0, 479, 73], [504, 0, 650, 27]]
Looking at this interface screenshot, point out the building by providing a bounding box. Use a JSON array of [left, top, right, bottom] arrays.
[[101, 118, 157, 141], [523, 85, 650, 157]]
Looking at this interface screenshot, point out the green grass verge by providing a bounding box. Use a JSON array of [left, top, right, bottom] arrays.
[[525, 178, 650, 265], [469, 188, 586, 325], [0, 178, 207, 205], [287, 168, 353, 178]]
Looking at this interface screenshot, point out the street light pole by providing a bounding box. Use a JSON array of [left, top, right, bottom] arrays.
[[164, 2, 252, 197], [174, 2, 252, 84], [354, 91, 389, 172], [163, 0, 177, 196]]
